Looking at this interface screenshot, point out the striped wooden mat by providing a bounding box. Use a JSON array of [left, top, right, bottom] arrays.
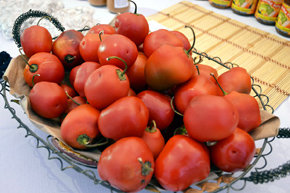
[[147, 1, 290, 110]]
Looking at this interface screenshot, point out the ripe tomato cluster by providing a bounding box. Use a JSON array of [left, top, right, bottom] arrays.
[[20, 5, 262, 193]]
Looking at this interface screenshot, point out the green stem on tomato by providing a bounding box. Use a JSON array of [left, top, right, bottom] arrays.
[[170, 96, 184, 117], [98, 30, 104, 41], [19, 48, 39, 73], [65, 91, 80, 105], [210, 73, 228, 96], [106, 56, 128, 81], [129, 0, 138, 14], [195, 65, 200, 75], [64, 54, 76, 64], [145, 120, 157, 133], [185, 25, 196, 55], [36, 16, 52, 26], [31, 74, 40, 87]]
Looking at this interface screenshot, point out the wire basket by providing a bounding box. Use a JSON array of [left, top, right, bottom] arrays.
[[1, 9, 289, 193]]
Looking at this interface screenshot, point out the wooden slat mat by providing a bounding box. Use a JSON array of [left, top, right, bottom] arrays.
[[147, 1, 290, 110]]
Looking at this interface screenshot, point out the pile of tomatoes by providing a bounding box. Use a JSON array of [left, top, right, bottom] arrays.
[[19, 4, 262, 193]]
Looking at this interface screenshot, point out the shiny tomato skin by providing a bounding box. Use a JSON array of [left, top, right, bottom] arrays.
[[217, 67, 252, 94], [29, 81, 67, 118], [174, 75, 220, 114], [126, 52, 147, 91], [98, 96, 149, 140], [61, 83, 77, 98], [79, 33, 101, 62], [98, 137, 154, 192], [61, 104, 100, 149], [115, 12, 149, 46], [52, 30, 84, 69], [143, 29, 184, 57], [137, 90, 174, 130], [155, 135, 210, 191], [73, 61, 101, 97], [23, 52, 65, 87], [87, 24, 116, 35], [64, 96, 87, 114], [170, 30, 191, 50], [145, 44, 194, 91], [97, 34, 138, 70], [183, 95, 239, 142], [210, 128, 256, 172], [141, 126, 165, 159], [84, 65, 130, 109], [69, 65, 81, 86], [224, 91, 261, 132], [20, 25, 52, 58]]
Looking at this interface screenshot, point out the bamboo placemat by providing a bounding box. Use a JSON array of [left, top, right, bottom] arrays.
[[147, 1, 290, 110]]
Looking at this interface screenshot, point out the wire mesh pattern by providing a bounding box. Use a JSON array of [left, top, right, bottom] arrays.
[[146, 1, 290, 110]]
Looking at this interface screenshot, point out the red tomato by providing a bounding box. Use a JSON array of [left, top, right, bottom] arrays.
[[170, 30, 191, 50], [98, 96, 149, 140], [29, 81, 67, 118], [137, 90, 174, 130], [84, 65, 130, 109], [183, 95, 239, 142], [23, 52, 65, 87], [69, 65, 81, 86], [126, 52, 147, 91], [174, 75, 220, 114], [64, 96, 87, 114], [143, 29, 184, 57], [20, 25, 52, 58], [87, 24, 116, 35], [155, 135, 210, 191], [141, 121, 165, 159], [61, 83, 77, 98], [60, 104, 100, 149], [52, 30, 84, 69], [97, 34, 138, 70], [79, 33, 110, 62], [115, 12, 149, 46], [98, 137, 154, 192], [210, 128, 256, 172], [73, 61, 101, 97], [224, 91, 261, 132], [217, 67, 252, 94], [145, 44, 194, 91]]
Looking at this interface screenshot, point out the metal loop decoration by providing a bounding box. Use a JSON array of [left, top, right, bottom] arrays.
[[12, 9, 65, 48]]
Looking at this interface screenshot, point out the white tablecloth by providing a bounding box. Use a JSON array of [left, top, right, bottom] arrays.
[[0, 1, 289, 193]]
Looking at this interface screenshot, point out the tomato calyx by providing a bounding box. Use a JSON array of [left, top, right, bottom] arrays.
[[18, 47, 39, 73], [106, 56, 128, 81], [137, 157, 153, 176], [205, 141, 217, 146], [65, 54, 76, 64], [77, 134, 109, 148], [174, 125, 188, 136], [145, 120, 157, 133]]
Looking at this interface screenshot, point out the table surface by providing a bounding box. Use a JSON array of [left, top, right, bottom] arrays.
[[0, 1, 289, 193]]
